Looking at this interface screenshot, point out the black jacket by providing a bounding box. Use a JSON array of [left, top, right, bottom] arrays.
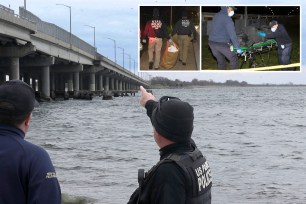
[[172, 18, 196, 36], [127, 101, 212, 204]]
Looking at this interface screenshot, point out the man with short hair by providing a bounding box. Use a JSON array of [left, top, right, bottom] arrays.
[[0, 80, 61, 204], [128, 86, 212, 204], [208, 6, 242, 70]]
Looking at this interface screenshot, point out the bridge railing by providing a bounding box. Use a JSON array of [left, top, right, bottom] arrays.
[[19, 7, 96, 56]]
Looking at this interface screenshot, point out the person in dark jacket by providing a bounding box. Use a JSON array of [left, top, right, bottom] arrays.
[[127, 86, 212, 204], [142, 8, 168, 69], [172, 10, 197, 66], [258, 20, 292, 66], [208, 6, 242, 70], [0, 80, 61, 204]]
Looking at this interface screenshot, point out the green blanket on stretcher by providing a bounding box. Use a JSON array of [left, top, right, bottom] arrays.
[[234, 39, 277, 51]]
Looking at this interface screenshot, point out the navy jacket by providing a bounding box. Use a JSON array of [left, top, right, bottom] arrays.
[[266, 24, 292, 45], [0, 124, 61, 204], [208, 7, 240, 49]]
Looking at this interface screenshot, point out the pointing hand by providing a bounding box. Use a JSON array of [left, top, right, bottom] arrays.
[[139, 86, 156, 107]]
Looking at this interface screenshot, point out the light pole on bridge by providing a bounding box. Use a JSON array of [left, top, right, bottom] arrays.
[[56, 4, 72, 48], [84, 25, 96, 50], [117, 46, 125, 69], [106, 37, 116, 64]]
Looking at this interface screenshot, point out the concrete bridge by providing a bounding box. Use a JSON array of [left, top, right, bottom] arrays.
[[0, 5, 149, 100]]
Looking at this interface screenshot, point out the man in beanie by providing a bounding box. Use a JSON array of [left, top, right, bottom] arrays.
[[128, 86, 212, 204], [0, 80, 61, 203], [258, 20, 292, 67], [142, 8, 168, 69], [172, 10, 197, 66]]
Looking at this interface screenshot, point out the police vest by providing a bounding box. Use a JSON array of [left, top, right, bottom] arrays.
[[139, 148, 212, 204]]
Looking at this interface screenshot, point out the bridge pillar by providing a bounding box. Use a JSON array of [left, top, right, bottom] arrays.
[[110, 78, 114, 91], [73, 72, 79, 91], [0, 72, 6, 84], [104, 76, 109, 91], [41, 66, 50, 100], [98, 74, 103, 91], [67, 73, 73, 92], [79, 74, 83, 90], [115, 79, 119, 91], [8, 57, 19, 80], [32, 78, 37, 92], [50, 72, 55, 92], [119, 80, 122, 91], [24, 73, 30, 85], [89, 73, 95, 91]]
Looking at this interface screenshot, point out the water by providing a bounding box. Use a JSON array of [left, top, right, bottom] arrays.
[[27, 87, 306, 204]]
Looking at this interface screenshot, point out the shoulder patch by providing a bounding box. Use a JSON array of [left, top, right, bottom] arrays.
[[46, 172, 57, 179]]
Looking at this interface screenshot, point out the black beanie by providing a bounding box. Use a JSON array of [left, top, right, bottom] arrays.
[[181, 10, 188, 18], [151, 98, 194, 143]]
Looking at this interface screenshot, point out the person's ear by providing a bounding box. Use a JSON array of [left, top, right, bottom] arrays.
[[25, 113, 32, 127]]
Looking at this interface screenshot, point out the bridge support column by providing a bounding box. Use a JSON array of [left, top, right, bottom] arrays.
[[0, 73, 6, 84], [32, 78, 37, 92], [104, 76, 109, 91], [24, 73, 30, 85], [119, 80, 122, 91], [68, 73, 73, 92], [9, 57, 19, 80], [110, 78, 114, 91], [41, 66, 50, 100], [115, 79, 119, 91], [89, 73, 95, 91], [98, 74, 103, 91], [73, 72, 79, 91]]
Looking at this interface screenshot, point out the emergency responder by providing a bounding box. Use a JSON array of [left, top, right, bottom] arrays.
[[127, 86, 212, 204], [208, 6, 242, 70], [0, 80, 61, 204], [257, 20, 292, 66], [142, 8, 168, 70], [172, 10, 197, 66]]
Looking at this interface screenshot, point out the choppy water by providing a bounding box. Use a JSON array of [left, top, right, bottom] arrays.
[[27, 87, 306, 204]]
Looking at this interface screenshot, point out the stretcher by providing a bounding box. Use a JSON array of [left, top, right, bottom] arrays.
[[234, 39, 277, 69]]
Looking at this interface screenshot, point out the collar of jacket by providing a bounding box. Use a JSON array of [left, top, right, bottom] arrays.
[[159, 141, 192, 160], [0, 124, 25, 139]]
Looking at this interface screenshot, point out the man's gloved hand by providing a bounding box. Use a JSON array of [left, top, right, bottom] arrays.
[[236, 49, 243, 54], [142, 39, 147, 44], [168, 38, 173, 44], [257, 31, 266, 37]]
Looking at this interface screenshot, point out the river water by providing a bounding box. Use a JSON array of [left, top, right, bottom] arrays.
[[27, 87, 306, 204]]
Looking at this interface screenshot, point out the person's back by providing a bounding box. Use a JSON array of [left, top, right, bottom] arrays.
[[209, 7, 239, 49], [0, 80, 61, 204]]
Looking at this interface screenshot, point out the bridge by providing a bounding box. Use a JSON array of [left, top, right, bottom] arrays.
[[0, 5, 149, 100]]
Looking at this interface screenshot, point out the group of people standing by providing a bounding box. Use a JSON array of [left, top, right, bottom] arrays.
[[208, 6, 292, 70], [142, 8, 197, 69]]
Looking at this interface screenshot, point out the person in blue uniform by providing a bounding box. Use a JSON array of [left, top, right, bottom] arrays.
[[258, 20, 292, 66], [208, 6, 242, 70], [0, 80, 61, 204], [127, 86, 212, 204]]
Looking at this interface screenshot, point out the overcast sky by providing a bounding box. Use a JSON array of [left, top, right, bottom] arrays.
[[1, 0, 305, 84]]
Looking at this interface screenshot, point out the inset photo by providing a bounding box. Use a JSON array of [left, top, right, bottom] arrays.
[[202, 6, 300, 71], [140, 6, 200, 71]]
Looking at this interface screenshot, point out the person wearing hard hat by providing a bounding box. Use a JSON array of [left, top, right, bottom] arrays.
[[142, 8, 168, 70], [208, 6, 242, 70], [258, 20, 292, 66]]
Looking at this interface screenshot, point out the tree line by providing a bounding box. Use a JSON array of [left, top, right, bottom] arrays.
[[150, 77, 249, 88]]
